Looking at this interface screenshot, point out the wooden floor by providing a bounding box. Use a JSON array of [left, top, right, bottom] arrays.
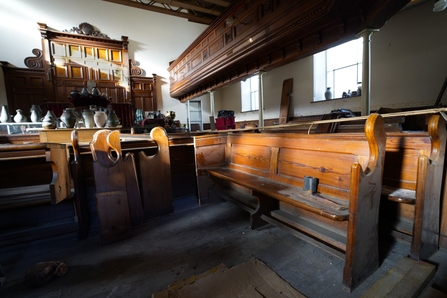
[[0, 197, 446, 298], [361, 257, 440, 298]]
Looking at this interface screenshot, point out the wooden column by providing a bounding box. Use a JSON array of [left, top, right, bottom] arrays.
[[209, 90, 215, 117], [257, 71, 265, 127], [357, 29, 379, 116]]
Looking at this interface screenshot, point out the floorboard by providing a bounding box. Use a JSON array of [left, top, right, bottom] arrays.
[[0, 198, 446, 298]]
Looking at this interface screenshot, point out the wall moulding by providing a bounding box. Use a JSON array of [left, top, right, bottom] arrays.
[[168, 0, 410, 102]]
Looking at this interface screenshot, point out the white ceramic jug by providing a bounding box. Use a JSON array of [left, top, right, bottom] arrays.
[[14, 109, 27, 123], [0, 105, 11, 123], [83, 109, 95, 128], [94, 110, 107, 128]]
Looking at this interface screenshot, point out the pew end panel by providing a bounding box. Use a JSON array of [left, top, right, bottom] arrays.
[[138, 126, 174, 218], [90, 129, 133, 245], [194, 134, 227, 205]]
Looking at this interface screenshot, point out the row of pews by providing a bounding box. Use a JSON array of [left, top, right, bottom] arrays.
[[0, 127, 174, 246], [193, 112, 447, 292]]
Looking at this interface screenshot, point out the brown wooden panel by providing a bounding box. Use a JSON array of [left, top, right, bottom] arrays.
[[110, 50, 122, 62], [132, 82, 143, 91], [209, 36, 224, 56], [55, 65, 68, 78], [84, 47, 94, 58], [191, 53, 202, 69], [229, 133, 371, 158], [12, 76, 27, 86], [70, 65, 84, 78], [97, 48, 108, 60], [29, 77, 44, 86], [230, 144, 271, 171], [130, 75, 157, 112], [68, 45, 82, 58], [278, 148, 356, 190], [98, 69, 110, 80]]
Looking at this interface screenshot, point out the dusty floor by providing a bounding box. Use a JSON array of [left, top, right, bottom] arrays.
[[0, 197, 446, 298]]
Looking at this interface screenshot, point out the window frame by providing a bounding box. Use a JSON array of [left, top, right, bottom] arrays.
[[240, 75, 259, 112], [313, 38, 363, 101]]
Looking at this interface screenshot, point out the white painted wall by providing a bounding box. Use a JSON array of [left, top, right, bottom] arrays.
[[214, 1, 447, 124], [0, 0, 207, 125]]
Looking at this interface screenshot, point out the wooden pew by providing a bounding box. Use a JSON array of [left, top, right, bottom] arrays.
[[262, 113, 447, 260], [0, 142, 74, 246], [380, 114, 446, 260], [194, 113, 387, 292], [70, 127, 174, 242], [300, 113, 446, 260], [0, 143, 71, 209]]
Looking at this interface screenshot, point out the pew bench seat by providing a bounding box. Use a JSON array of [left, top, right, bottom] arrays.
[[381, 185, 416, 204], [208, 168, 350, 220]]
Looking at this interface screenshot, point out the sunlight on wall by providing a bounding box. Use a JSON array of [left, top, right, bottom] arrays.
[[0, 2, 43, 39]]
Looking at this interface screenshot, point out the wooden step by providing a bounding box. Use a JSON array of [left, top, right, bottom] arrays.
[[361, 256, 436, 298]]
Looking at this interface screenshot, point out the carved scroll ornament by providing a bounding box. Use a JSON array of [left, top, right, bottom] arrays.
[[62, 22, 109, 39]]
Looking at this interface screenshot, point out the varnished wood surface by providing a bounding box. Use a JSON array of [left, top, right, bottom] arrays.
[[381, 124, 444, 260], [278, 78, 293, 124], [360, 257, 436, 298], [0, 142, 70, 205], [194, 113, 387, 292], [90, 130, 133, 244], [168, 0, 410, 101]]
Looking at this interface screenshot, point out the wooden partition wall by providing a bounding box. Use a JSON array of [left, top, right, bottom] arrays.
[[168, 0, 410, 102]]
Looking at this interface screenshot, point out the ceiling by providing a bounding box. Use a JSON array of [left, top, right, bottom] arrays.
[[101, 0, 429, 25], [101, 0, 234, 25]]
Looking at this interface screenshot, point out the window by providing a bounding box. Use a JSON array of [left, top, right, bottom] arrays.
[[241, 75, 259, 112], [314, 38, 363, 101]]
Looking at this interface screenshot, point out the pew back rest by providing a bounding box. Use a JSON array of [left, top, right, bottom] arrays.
[[195, 113, 386, 203], [225, 133, 371, 201], [384, 132, 431, 191], [384, 113, 446, 194]]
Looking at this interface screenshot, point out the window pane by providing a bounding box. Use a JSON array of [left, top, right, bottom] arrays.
[[327, 39, 360, 70], [314, 37, 362, 100], [241, 80, 251, 112], [251, 90, 259, 110], [333, 65, 358, 98], [250, 76, 259, 92], [241, 76, 259, 112]]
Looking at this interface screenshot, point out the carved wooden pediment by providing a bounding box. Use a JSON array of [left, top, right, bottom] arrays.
[[168, 0, 410, 102]]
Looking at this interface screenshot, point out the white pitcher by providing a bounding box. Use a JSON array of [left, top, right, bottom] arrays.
[[82, 109, 95, 128], [14, 109, 27, 123], [0, 105, 11, 123]]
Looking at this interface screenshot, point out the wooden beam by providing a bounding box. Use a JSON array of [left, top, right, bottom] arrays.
[[278, 78, 293, 124], [203, 0, 230, 7], [102, 0, 214, 24], [155, 0, 222, 16]]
